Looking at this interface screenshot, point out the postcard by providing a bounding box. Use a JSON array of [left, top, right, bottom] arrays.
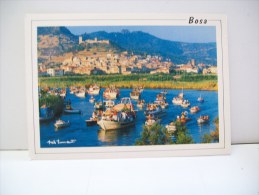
[[25, 14, 231, 159]]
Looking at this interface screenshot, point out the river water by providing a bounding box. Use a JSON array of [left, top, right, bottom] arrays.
[[40, 88, 218, 147]]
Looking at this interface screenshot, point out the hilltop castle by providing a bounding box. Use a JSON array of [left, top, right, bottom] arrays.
[[79, 36, 109, 44]]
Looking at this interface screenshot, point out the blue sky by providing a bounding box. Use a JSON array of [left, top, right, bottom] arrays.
[[66, 26, 216, 43]]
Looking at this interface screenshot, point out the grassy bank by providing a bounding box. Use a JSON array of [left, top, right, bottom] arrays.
[[39, 74, 218, 90]]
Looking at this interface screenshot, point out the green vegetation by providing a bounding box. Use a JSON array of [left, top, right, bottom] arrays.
[[39, 73, 218, 90], [135, 123, 173, 145], [39, 91, 64, 116], [201, 117, 219, 143], [135, 121, 194, 145]]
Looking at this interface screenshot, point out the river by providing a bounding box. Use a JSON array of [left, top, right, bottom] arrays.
[[40, 88, 218, 147]]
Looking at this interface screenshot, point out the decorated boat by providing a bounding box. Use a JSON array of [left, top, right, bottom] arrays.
[[181, 100, 191, 108], [103, 86, 119, 99], [130, 90, 141, 100], [190, 106, 200, 113], [137, 100, 145, 109], [154, 99, 169, 109], [166, 122, 177, 133], [75, 89, 86, 98], [172, 88, 184, 105], [144, 104, 166, 118], [54, 119, 70, 129], [197, 115, 210, 124], [177, 111, 191, 123], [88, 84, 100, 95], [97, 98, 136, 130]]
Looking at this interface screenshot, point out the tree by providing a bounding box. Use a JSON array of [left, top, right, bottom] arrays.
[[135, 123, 172, 145], [174, 121, 194, 144]]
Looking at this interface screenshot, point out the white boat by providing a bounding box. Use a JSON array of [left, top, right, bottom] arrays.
[[54, 119, 70, 129], [145, 118, 161, 127], [181, 100, 191, 108], [154, 100, 169, 109], [103, 100, 115, 108], [177, 111, 191, 123], [103, 87, 119, 99], [88, 84, 100, 95], [172, 97, 183, 105], [130, 90, 140, 100], [190, 106, 200, 113], [144, 104, 166, 118], [197, 95, 204, 103], [89, 96, 95, 103], [97, 98, 136, 130], [137, 100, 145, 109], [166, 122, 177, 133], [75, 90, 86, 98], [197, 116, 209, 124]]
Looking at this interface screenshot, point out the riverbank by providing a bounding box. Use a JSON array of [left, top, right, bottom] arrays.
[[39, 74, 218, 90]]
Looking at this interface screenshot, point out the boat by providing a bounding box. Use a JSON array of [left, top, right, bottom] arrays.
[[144, 104, 166, 118], [197, 95, 204, 103], [137, 100, 145, 109], [177, 111, 191, 123], [130, 90, 141, 100], [94, 101, 105, 110], [64, 104, 81, 114], [172, 97, 183, 105], [160, 89, 168, 95], [154, 99, 169, 109], [103, 86, 119, 99], [88, 84, 100, 95], [145, 117, 161, 127], [75, 89, 86, 98], [172, 88, 184, 105], [197, 115, 210, 124], [103, 100, 115, 108], [156, 93, 166, 101], [54, 119, 70, 129], [181, 100, 191, 108], [97, 98, 136, 130], [190, 106, 200, 113], [166, 122, 177, 133], [89, 96, 95, 103]]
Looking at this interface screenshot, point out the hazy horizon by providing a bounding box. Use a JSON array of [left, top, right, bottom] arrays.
[[66, 26, 216, 44]]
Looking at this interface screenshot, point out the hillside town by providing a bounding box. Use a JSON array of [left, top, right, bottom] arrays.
[[38, 37, 217, 77]]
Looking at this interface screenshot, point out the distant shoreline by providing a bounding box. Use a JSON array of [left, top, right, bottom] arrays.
[[39, 76, 218, 91]]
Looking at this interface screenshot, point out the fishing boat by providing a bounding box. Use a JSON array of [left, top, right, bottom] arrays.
[[166, 122, 177, 133], [88, 84, 100, 95], [137, 100, 145, 109], [89, 96, 95, 103], [97, 98, 136, 131], [103, 87, 119, 99], [64, 104, 81, 114], [54, 119, 70, 129], [144, 104, 166, 118], [190, 106, 200, 113], [130, 90, 141, 100], [181, 100, 191, 108], [197, 95, 204, 103], [197, 115, 210, 124]]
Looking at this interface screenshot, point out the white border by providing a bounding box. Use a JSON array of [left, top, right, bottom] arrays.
[[25, 14, 231, 159]]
